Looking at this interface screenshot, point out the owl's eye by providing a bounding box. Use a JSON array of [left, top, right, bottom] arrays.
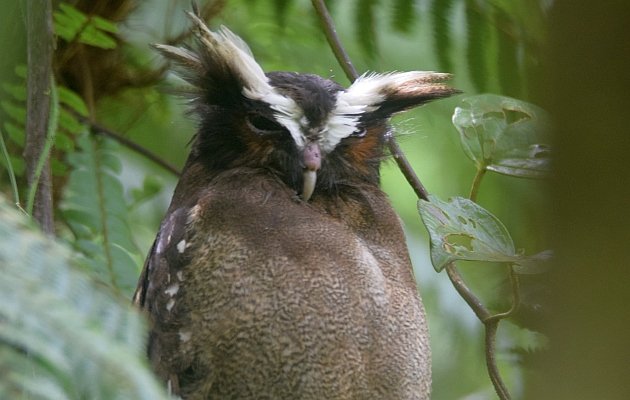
[[350, 126, 367, 138], [247, 113, 286, 135]]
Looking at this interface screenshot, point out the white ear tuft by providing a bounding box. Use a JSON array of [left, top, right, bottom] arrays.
[[323, 71, 458, 151], [216, 26, 255, 58], [157, 15, 305, 146], [342, 71, 455, 109], [185, 13, 272, 100]]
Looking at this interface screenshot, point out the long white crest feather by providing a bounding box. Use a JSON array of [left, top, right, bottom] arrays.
[[323, 71, 453, 151], [183, 14, 305, 146], [187, 13, 269, 99], [152, 44, 202, 72]]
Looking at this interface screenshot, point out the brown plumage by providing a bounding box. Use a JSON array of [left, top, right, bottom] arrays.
[[134, 12, 459, 400]]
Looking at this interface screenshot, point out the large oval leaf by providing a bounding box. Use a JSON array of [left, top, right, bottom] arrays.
[[452, 94, 551, 178], [419, 195, 550, 272]]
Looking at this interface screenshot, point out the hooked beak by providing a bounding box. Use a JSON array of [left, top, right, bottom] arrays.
[[301, 142, 321, 201]]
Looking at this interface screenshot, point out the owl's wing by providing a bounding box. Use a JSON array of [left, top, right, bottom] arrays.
[[132, 240, 154, 307], [133, 206, 190, 308], [132, 206, 193, 393]]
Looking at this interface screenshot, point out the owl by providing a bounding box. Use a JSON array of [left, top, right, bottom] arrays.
[[133, 12, 458, 400]]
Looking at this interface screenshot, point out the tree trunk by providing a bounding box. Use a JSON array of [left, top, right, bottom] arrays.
[[24, 0, 54, 234]]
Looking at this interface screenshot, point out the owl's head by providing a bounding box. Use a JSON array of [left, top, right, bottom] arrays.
[[157, 13, 459, 201]]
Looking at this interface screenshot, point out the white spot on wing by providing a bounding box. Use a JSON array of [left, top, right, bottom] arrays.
[[155, 232, 172, 255], [165, 283, 179, 297], [166, 298, 175, 312], [177, 239, 187, 253], [176, 271, 184, 281], [179, 330, 192, 342], [188, 204, 202, 223]]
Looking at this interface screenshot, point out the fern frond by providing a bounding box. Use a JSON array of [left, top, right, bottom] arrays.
[[356, 0, 380, 58], [61, 134, 142, 297], [430, 0, 455, 73], [465, 0, 490, 92], [0, 195, 170, 399], [391, 0, 415, 34]]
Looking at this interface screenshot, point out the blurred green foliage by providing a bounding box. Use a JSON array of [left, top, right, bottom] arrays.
[[0, 196, 171, 399]]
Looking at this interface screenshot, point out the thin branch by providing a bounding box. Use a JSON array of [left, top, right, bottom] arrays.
[[24, 0, 55, 234], [469, 165, 487, 202], [310, 0, 359, 81], [74, 114, 181, 176], [485, 321, 511, 399]]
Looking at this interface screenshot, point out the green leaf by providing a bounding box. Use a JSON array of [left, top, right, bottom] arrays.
[[91, 15, 119, 34], [58, 108, 86, 135], [58, 3, 87, 23], [418, 195, 549, 272], [58, 86, 89, 117], [1, 100, 26, 123], [51, 157, 69, 176], [3, 122, 25, 147], [452, 94, 551, 179], [1, 66, 27, 148], [61, 134, 141, 297], [0, 154, 25, 177], [53, 4, 88, 41], [54, 130, 74, 152], [2, 83, 27, 102], [0, 195, 170, 400], [53, 3, 118, 49], [79, 25, 118, 49]]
